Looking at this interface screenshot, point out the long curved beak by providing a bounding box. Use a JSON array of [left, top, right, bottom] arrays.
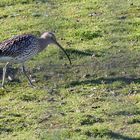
[[54, 41, 72, 65]]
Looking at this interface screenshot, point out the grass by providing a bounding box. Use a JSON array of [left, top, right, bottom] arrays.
[[0, 0, 140, 139]]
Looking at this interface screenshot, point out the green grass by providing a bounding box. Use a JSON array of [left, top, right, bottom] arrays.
[[0, 0, 140, 139]]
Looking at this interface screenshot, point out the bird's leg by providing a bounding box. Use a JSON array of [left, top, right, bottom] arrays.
[[1, 62, 9, 88], [22, 64, 34, 87]]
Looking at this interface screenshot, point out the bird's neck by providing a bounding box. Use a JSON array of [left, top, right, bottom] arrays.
[[38, 38, 50, 52]]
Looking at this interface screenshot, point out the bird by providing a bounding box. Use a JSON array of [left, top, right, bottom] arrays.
[[0, 32, 71, 88]]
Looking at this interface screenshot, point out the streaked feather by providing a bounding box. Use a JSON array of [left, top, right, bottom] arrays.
[[0, 34, 38, 58]]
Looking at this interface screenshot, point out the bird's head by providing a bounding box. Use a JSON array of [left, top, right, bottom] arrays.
[[41, 32, 56, 43], [40, 32, 72, 65]]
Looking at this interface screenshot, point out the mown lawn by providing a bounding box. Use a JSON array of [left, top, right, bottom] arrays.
[[0, 0, 140, 139]]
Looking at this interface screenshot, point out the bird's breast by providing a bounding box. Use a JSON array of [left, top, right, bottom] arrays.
[[15, 47, 39, 62]]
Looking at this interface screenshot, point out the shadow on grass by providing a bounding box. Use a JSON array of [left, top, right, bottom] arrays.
[[111, 110, 140, 116], [84, 129, 139, 140], [0, 128, 13, 134], [108, 131, 139, 140], [62, 48, 94, 57], [35, 0, 47, 3], [69, 77, 140, 87], [0, 67, 18, 79]]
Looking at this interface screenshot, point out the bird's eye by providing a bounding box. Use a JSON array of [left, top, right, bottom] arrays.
[[51, 36, 55, 40]]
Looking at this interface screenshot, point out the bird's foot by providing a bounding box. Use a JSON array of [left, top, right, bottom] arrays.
[[29, 83, 36, 89]]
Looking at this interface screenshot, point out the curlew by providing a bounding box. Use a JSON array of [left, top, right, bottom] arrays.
[[0, 32, 71, 88]]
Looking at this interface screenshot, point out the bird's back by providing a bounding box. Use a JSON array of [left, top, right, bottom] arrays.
[[0, 34, 39, 63]]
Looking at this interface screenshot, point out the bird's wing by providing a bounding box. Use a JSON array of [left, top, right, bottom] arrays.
[[0, 34, 35, 58]]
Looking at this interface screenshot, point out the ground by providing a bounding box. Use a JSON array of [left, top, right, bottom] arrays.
[[0, 0, 140, 139]]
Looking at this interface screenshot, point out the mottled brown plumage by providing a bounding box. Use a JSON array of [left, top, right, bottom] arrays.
[[0, 32, 71, 88], [0, 34, 39, 62]]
